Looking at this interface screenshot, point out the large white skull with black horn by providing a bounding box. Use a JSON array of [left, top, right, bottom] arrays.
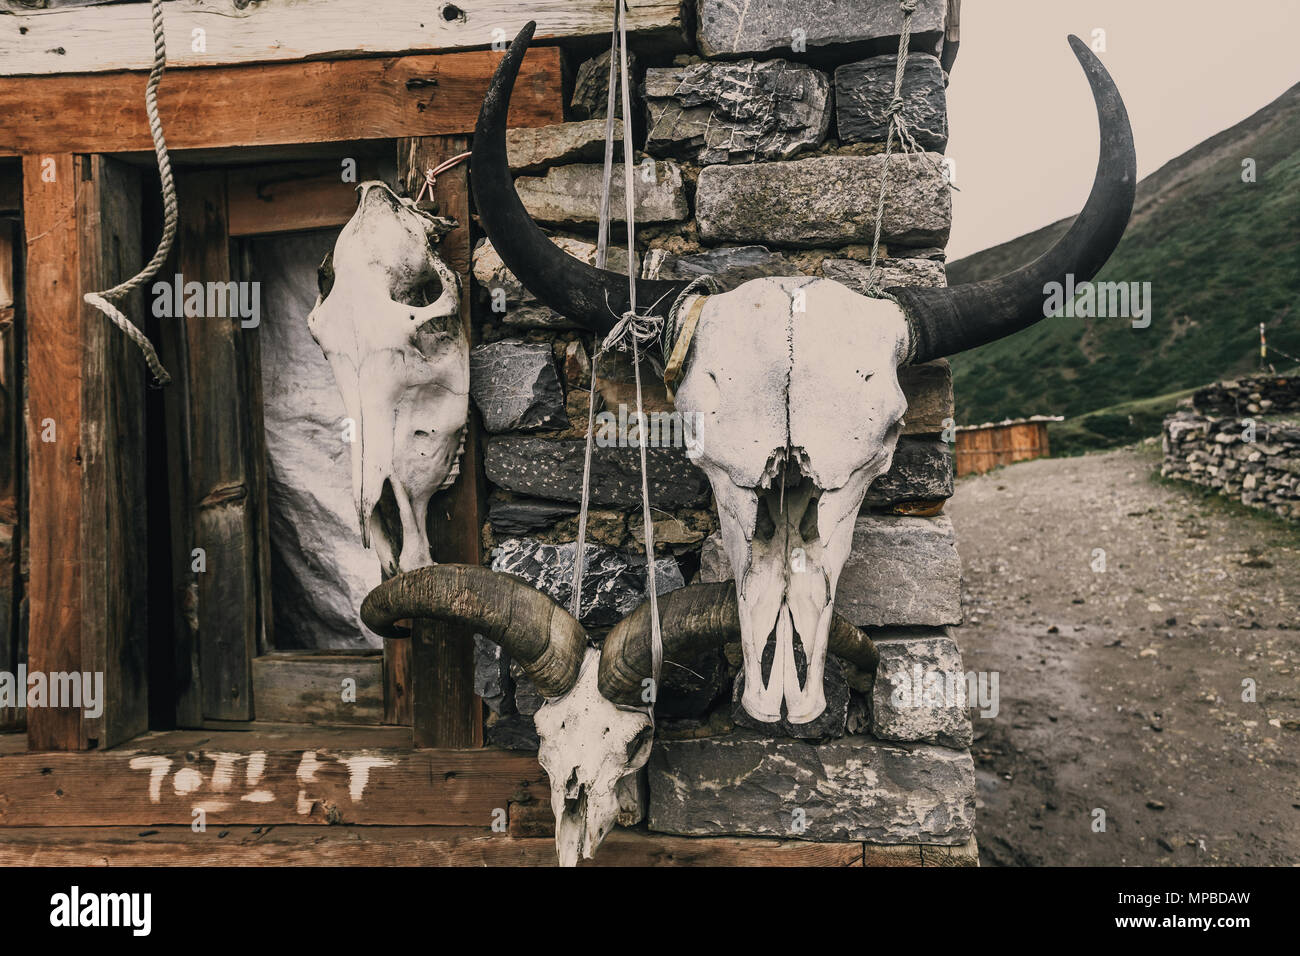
[[360, 567, 877, 865], [308, 181, 469, 577], [472, 22, 1134, 725]]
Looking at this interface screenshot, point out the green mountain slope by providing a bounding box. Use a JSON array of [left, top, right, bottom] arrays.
[[946, 82, 1300, 425]]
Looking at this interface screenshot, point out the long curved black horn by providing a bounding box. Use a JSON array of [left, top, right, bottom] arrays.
[[360, 565, 587, 698], [472, 21, 694, 335], [891, 36, 1135, 365], [598, 583, 878, 706]]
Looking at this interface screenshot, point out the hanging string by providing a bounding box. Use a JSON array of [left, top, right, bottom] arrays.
[[863, 0, 949, 296], [570, 0, 665, 718], [82, 0, 176, 386]]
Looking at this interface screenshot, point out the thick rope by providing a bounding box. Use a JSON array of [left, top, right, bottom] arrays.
[[571, 0, 665, 717], [863, 0, 931, 296], [82, 0, 175, 386]]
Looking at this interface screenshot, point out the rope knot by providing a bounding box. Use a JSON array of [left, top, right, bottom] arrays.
[[598, 309, 663, 358], [887, 95, 906, 116], [901, 0, 918, 12]]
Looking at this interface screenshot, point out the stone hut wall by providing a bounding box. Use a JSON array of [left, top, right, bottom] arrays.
[[469, 0, 974, 856], [1162, 376, 1300, 522]]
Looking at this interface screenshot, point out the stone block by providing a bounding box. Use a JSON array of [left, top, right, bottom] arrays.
[[485, 436, 712, 509], [869, 628, 973, 748], [507, 118, 624, 174], [835, 53, 948, 152], [469, 339, 567, 433], [898, 359, 954, 435], [695, 0, 947, 59], [696, 154, 950, 248], [863, 436, 953, 506], [820, 255, 946, 290], [645, 59, 830, 164], [836, 514, 962, 626], [490, 536, 685, 628], [515, 161, 688, 227], [647, 732, 975, 844]]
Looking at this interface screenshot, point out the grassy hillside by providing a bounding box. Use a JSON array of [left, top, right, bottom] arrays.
[[947, 83, 1300, 427]]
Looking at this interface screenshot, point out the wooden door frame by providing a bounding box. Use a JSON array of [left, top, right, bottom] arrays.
[[7, 45, 562, 751]]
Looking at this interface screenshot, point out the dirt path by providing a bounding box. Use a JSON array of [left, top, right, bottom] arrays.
[[946, 444, 1300, 866]]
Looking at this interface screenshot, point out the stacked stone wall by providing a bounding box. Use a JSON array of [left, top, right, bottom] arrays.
[[470, 0, 974, 855]]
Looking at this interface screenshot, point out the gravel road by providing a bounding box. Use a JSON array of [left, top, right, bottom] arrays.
[[946, 444, 1300, 866]]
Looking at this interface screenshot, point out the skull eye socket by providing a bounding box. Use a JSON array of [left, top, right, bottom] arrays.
[[391, 269, 446, 309], [316, 251, 335, 299], [626, 726, 653, 764]]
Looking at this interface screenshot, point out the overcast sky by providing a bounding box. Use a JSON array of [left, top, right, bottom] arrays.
[[945, 0, 1300, 260]]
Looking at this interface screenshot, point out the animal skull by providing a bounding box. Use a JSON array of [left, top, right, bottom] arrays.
[[360, 568, 880, 865], [533, 647, 654, 867], [307, 181, 469, 576], [470, 23, 1134, 724], [676, 279, 908, 721]]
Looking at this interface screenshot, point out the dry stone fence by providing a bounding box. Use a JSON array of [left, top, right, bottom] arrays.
[[1163, 376, 1300, 522], [469, 0, 974, 857]]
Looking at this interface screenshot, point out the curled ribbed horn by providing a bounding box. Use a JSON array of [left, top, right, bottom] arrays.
[[471, 21, 693, 335], [891, 35, 1135, 365], [598, 583, 878, 706], [360, 565, 586, 698]]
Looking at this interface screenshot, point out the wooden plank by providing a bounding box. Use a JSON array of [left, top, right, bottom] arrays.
[[0, 47, 564, 155], [22, 154, 83, 751], [251, 653, 384, 725], [0, 0, 686, 77], [77, 155, 149, 749], [0, 215, 19, 734], [0, 825, 868, 866], [0, 825, 867, 866], [232, 242, 273, 659], [0, 726, 546, 827], [155, 183, 202, 728], [226, 159, 384, 237], [175, 170, 257, 721], [398, 135, 484, 748]]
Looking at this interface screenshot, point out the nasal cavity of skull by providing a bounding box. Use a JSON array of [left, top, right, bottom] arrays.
[[371, 479, 405, 559], [755, 451, 820, 545]]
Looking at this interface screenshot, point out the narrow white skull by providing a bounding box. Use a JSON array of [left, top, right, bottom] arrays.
[[675, 277, 909, 723], [533, 648, 653, 867], [307, 181, 469, 576]]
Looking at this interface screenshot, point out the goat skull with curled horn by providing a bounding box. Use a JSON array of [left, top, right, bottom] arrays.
[[471, 22, 1134, 725], [360, 567, 878, 866]]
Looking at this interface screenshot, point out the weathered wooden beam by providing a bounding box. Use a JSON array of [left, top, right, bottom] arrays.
[[251, 652, 384, 725], [0, 825, 869, 866], [22, 154, 150, 750], [0, 215, 19, 734], [0, 0, 685, 77], [0, 47, 563, 155], [397, 135, 485, 748], [175, 170, 258, 722], [0, 726, 545, 826], [226, 159, 384, 238], [77, 155, 150, 750], [21, 155, 80, 751]]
